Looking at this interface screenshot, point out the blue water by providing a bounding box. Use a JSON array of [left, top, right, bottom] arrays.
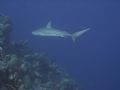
[[0, 0, 120, 90]]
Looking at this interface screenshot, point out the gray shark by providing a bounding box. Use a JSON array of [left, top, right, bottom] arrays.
[[32, 21, 90, 42]]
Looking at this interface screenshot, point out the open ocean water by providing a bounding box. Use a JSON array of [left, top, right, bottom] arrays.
[[0, 0, 120, 90]]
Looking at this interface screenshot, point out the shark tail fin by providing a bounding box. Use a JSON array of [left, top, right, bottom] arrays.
[[71, 28, 90, 43]]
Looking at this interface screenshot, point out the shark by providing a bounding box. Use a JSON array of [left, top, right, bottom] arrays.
[[32, 21, 90, 43]]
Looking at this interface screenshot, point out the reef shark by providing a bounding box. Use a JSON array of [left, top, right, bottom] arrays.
[[32, 21, 90, 42]]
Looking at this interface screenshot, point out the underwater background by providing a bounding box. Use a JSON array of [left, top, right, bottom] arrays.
[[0, 0, 120, 90]]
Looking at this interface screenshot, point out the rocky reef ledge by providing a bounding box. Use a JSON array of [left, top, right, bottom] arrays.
[[0, 15, 81, 90]]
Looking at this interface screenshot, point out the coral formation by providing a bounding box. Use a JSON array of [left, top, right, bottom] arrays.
[[0, 15, 81, 90]]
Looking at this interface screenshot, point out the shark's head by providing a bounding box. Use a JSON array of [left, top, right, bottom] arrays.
[[32, 29, 47, 36], [32, 31, 40, 35], [32, 21, 52, 36]]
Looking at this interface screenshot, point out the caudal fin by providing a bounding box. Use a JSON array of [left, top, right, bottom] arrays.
[[72, 28, 90, 43]]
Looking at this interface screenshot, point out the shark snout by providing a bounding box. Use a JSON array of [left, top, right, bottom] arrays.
[[32, 31, 39, 35]]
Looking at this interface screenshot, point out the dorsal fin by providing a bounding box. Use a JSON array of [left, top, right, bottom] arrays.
[[46, 21, 52, 28]]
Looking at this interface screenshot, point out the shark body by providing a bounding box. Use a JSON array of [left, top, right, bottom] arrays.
[[32, 21, 90, 42]]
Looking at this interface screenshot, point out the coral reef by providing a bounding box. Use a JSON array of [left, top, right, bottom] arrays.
[[0, 15, 81, 90]]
